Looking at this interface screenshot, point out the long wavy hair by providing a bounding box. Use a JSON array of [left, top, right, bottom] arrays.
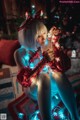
[[18, 20, 47, 50]]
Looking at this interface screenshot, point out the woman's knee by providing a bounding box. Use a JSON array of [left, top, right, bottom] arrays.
[[37, 73, 50, 88], [52, 72, 63, 81]]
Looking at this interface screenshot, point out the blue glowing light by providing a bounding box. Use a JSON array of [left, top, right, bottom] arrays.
[[30, 62, 35, 69], [58, 110, 65, 119], [42, 66, 49, 73], [18, 112, 24, 119], [24, 54, 30, 61], [34, 115, 39, 120], [59, 113, 65, 119], [45, 39, 48, 45], [53, 111, 57, 116], [55, 95, 59, 99], [29, 110, 40, 120]]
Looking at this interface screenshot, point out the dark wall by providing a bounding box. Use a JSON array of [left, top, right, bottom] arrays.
[[0, 0, 7, 33]]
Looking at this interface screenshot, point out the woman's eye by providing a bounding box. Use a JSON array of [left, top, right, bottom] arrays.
[[38, 35, 41, 38], [43, 32, 46, 35]]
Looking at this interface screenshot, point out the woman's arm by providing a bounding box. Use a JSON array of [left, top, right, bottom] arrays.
[[14, 48, 32, 87], [14, 48, 28, 70]]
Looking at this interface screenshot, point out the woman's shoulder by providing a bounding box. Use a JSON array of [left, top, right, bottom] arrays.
[[15, 47, 26, 54], [14, 47, 26, 58]]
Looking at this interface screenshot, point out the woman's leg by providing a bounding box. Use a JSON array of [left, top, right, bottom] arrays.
[[24, 79, 38, 101], [37, 73, 52, 120], [52, 72, 79, 120], [24, 75, 52, 120]]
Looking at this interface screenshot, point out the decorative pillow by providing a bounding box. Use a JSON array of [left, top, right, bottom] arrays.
[[8, 93, 38, 120], [0, 40, 20, 66]]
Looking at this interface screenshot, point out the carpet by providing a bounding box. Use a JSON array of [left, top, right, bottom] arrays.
[[8, 73, 80, 120]]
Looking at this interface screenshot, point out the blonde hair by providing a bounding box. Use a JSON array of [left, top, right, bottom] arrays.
[[18, 20, 47, 50]]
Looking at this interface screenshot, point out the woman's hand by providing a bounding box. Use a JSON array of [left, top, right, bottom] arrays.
[[46, 48, 54, 61]]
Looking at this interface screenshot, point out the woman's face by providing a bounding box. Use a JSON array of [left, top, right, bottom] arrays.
[[37, 31, 47, 46]]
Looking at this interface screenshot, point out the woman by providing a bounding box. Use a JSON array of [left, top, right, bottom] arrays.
[[14, 18, 79, 120], [14, 19, 53, 120]]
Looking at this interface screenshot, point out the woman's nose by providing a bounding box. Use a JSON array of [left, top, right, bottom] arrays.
[[40, 35, 45, 41]]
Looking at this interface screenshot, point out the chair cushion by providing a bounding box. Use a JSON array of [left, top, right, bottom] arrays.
[[0, 40, 20, 66]]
